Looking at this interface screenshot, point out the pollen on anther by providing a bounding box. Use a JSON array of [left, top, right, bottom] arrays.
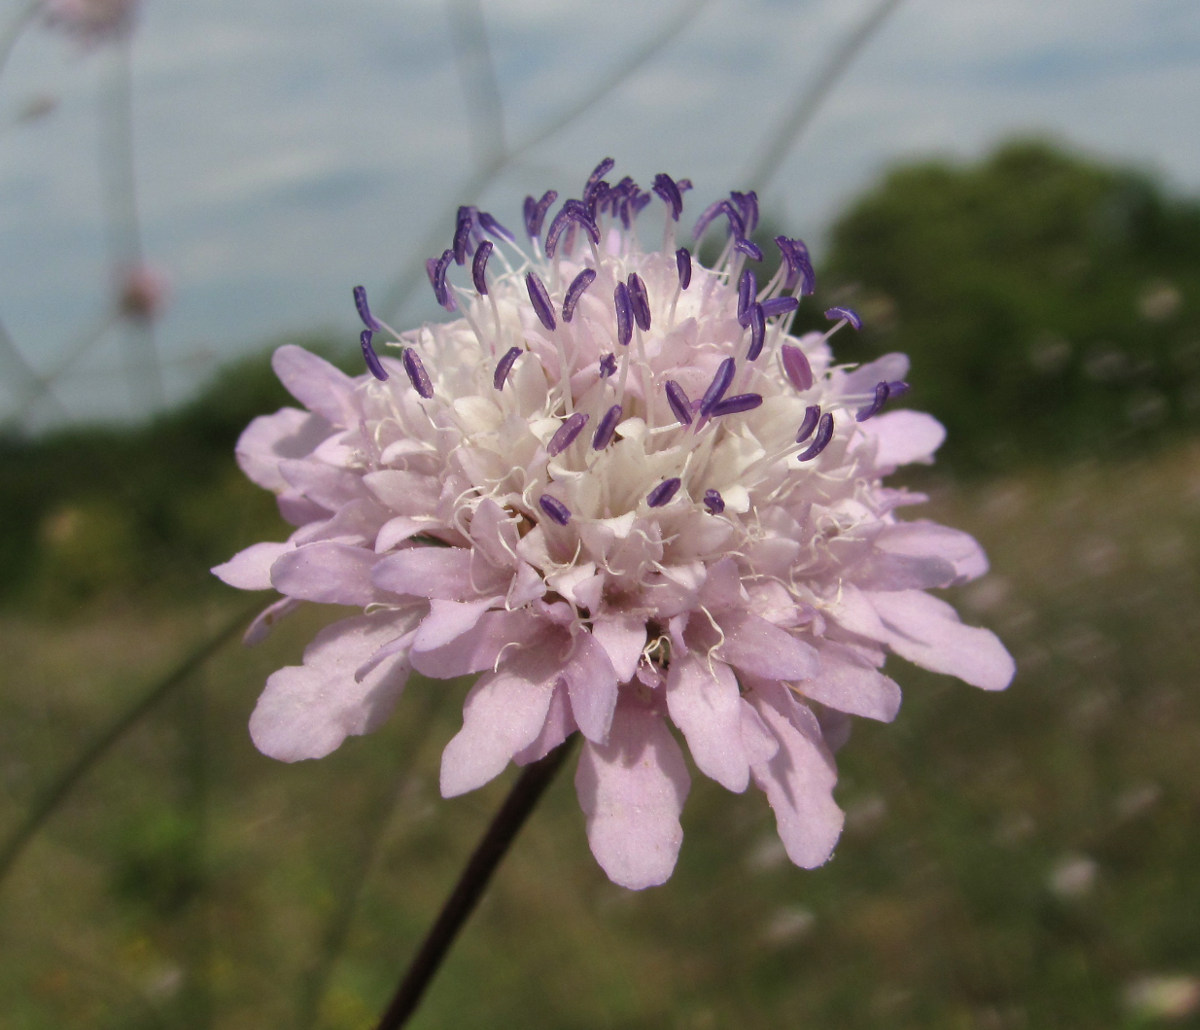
[[781, 343, 814, 392], [676, 248, 692, 290], [526, 271, 557, 331], [646, 478, 682, 508], [360, 330, 388, 382], [747, 303, 766, 361], [797, 412, 834, 461], [796, 404, 821, 443], [494, 346, 522, 391], [592, 404, 622, 449], [703, 489, 725, 515], [353, 285, 382, 331], [563, 268, 597, 322], [614, 282, 633, 346], [711, 392, 762, 417], [628, 273, 651, 331], [856, 381, 890, 422], [538, 494, 571, 526], [599, 353, 617, 378], [699, 357, 736, 416], [402, 348, 434, 399], [548, 412, 589, 456], [824, 306, 862, 331], [665, 380, 693, 426], [472, 240, 493, 295]]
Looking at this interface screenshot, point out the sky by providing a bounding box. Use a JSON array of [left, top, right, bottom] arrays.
[[1, 0, 1198, 426]]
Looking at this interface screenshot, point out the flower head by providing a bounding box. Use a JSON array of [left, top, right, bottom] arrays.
[[215, 161, 1014, 889]]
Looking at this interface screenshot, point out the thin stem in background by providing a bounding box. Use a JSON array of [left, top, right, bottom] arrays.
[[374, 737, 579, 1030], [0, 604, 256, 890], [0, 0, 38, 80], [743, 0, 907, 194], [379, 0, 715, 321], [447, 0, 506, 173]]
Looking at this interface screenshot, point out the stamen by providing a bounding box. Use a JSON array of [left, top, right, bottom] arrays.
[[693, 199, 744, 241], [352, 285, 382, 331], [453, 206, 475, 265], [524, 190, 558, 239], [548, 411, 590, 456], [545, 200, 600, 258], [780, 343, 814, 392], [886, 380, 910, 398], [472, 240, 493, 295], [699, 357, 736, 416], [360, 330, 388, 381], [652, 172, 683, 220], [737, 269, 757, 327], [493, 346, 522, 390], [431, 249, 456, 310], [795, 404, 821, 443], [746, 302, 765, 361], [730, 190, 759, 234], [775, 236, 815, 295], [734, 238, 763, 261], [477, 210, 514, 243], [797, 412, 834, 461], [665, 380, 694, 426], [598, 353, 617, 378], [583, 157, 616, 202], [614, 282, 633, 347], [711, 392, 763, 417], [675, 247, 692, 290], [703, 489, 725, 515], [646, 477, 682, 508], [824, 306, 862, 330], [592, 404, 622, 449], [627, 273, 651, 331], [856, 381, 890, 422], [562, 268, 597, 322], [402, 348, 434, 399], [760, 296, 799, 318], [538, 494, 571, 526], [526, 271, 557, 331]]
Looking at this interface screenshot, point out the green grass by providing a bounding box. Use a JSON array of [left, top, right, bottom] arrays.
[[2, 441, 1199, 1028]]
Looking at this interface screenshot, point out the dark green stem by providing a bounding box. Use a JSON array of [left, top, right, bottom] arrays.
[[374, 737, 577, 1030]]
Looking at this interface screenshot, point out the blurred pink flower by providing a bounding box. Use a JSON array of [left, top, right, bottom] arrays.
[[215, 161, 1014, 889], [42, 0, 139, 45]]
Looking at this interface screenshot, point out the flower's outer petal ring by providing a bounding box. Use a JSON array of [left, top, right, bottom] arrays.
[[666, 653, 750, 792]]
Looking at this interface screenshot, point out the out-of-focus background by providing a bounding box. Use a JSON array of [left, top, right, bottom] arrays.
[[2, 1, 1199, 1027]]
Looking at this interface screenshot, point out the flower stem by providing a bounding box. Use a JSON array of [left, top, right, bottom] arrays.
[[374, 737, 578, 1030]]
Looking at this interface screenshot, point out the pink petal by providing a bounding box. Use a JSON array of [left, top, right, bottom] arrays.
[[410, 608, 545, 678], [875, 520, 989, 583], [270, 542, 383, 606], [249, 614, 414, 761], [666, 653, 750, 792], [749, 684, 844, 868], [562, 632, 619, 743], [373, 547, 478, 600], [869, 589, 1016, 690], [513, 679, 577, 765], [575, 702, 690, 889], [801, 643, 902, 722], [439, 649, 562, 796], [860, 410, 946, 468], [272, 344, 356, 425], [243, 597, 301, 645], [212, 541, 290, 590], [716, 610, 818, 681], [590, 613, 647, 683], [412, 598, 498, 651], [235, 407, 329, 492]]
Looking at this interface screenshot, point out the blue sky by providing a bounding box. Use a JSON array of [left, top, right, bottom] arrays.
[[2, 0, 1198, 425]]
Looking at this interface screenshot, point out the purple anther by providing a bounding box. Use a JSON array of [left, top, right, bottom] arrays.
[[545, 200, 600, 258], [646, 477, 682, 508], [548, 412, 589, 456], [737, 269, 757, 327], [775, 236, 815, 295], [526, 271, 557, 331], [652, 173, 684, 220], [699, 357, 736, 416], [746, 302, 766, 361], [795, 404, 821, 443], [885, 380, 910, 398], [676, 247, 692, 290], [614, 282, 632, 347], [360, 330, 388, 382], [856, 381, 891, 422], [562, 268, 597, 322], [472, 240, 493, 295], [592, 404, 622, 449], [711, 392, 763, 417], [693, 199, 745, 241], [478, 210, 514, 243], [493, 346, 522, 391], [453, 206, 475, 265], [734, 238, 764, 261], [431, 249, 456, 310], [797, 412, 834, 461], [703, 489, 725, 515], [402, 348, 434, 399], [598, 353, 617, 378], [353, 285, 382, 331], [523, 190, 558, 239], [664, 380, 694, 426], [730, 190, 760, 234], [538, 494, 571, 526], [583, 157, 616, 202], [780, 343, 814, 392], [627, 273, 651, 332], [825, 306, 862, 331], [760, 296, 800, 319]]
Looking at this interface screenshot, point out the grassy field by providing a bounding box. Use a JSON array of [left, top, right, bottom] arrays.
[[1, 438, 1198, 1029]]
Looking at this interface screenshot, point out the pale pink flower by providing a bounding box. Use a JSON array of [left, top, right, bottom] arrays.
[[215, 161, 1014, 889], [42, 0, 139, 45]]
